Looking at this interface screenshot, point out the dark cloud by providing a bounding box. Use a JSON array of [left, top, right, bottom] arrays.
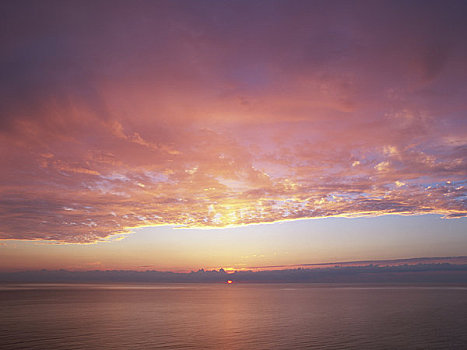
[[1, 256, 466, 283]]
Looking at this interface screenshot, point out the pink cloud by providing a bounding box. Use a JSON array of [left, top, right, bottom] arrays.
[[0, 1, 465, 242]]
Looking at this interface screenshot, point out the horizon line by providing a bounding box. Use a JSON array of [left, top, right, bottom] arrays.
[[2, 255, 467, 274]]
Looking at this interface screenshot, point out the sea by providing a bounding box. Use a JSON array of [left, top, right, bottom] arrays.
[[1, 283, 466, 349]]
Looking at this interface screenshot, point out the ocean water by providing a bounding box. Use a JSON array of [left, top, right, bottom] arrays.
[[1, 283, 467, 349]]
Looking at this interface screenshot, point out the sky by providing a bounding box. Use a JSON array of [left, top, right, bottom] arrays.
[[0, 0, 466, 272]]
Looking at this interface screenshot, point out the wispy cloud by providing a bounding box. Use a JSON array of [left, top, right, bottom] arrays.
[[0, 1, 466, 242]]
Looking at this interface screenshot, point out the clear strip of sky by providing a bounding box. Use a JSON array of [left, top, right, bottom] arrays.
[[0, 214, 465, 272]]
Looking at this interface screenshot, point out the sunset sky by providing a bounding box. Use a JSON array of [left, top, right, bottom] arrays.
[[1, 0, 466, 272]]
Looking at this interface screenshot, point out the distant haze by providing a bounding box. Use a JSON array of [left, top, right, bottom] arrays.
[[1, 256, 466, 284]]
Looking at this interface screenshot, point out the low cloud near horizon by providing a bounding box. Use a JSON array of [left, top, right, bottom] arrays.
[[1, 0, 466, 243], [1, 256, 467, 284]]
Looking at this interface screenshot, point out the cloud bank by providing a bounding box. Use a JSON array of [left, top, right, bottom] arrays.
[[1, 0, 466, 242], [1, 257, 466, 284]]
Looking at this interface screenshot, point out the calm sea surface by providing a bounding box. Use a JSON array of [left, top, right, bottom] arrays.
[[1, 283, 467, 349]]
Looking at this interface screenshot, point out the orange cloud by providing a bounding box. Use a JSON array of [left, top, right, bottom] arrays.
[[0, 1, 465, 242]]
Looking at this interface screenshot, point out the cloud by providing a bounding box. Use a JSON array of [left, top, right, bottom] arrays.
[[0, 1, 466, 242], [1, 256, 466, 283]]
